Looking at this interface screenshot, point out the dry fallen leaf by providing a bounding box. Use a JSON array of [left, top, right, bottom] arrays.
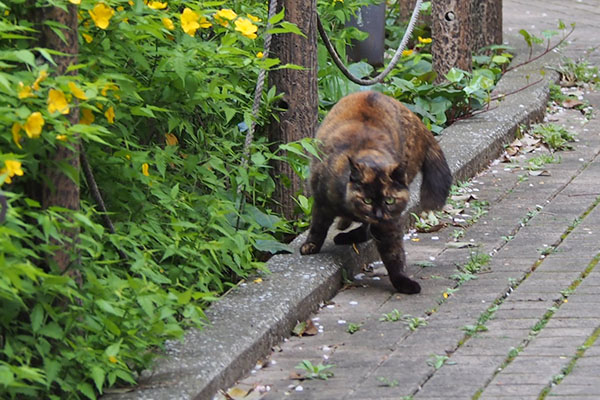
[[529, 170, 551, 176], [292, 319, 318, 337], [562, 98, 584, 109], [446, 241, 478, 249], [289, 371, 305, 380]]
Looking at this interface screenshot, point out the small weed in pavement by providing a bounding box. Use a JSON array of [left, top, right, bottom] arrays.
[[295, 360, 335, 380], [527, 153, 561, 171], [406, 317, 428, 331], [427, 354, 455, 370], [377, 376, 399, 387], [452, 229, 465, 241], [380, 309, 403, 322], [531, 123, 576, 151], [501, 235, 514, 242], [347, 323, 361, 334], [463, 252, 491, 274]]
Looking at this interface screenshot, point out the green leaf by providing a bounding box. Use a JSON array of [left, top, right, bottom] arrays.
[[268, 8, 285, 24], [90, 366, 105, 393], [0, 365, 14, 387], [95, 300, 125, 317], [105, 341, 121, 358], [445, 68, 464, 83], [77, 382, 97, 400], [31, 303, 44, 332], [39, 322, 63, 339], [254, 239, 293, 254], [14, 50, 36, 67]]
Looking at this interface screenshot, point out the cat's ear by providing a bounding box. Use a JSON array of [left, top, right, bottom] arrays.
[[348, 157, 362, 183], [390, 164, 407, 185]]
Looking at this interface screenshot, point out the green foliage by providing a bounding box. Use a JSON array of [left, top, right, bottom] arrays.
[[530, 123, 577, 151], [379, 309, 403, 322], [0, 0, 307, 398], [295, 360, 335, 380], [347, 322, 361, 334]]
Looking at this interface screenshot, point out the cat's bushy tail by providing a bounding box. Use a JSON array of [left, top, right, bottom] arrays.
[[420, 143, 452, 211]]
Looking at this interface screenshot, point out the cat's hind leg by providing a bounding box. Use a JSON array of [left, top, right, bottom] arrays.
[[334, 223, 370, 245], [300, 204, 335, 255], [372, 223, 421, 294]]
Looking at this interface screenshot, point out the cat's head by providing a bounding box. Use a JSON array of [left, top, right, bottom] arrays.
[[346, 156, 409, 224]]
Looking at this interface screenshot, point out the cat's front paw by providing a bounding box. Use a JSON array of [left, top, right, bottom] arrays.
[[300, 242, 320, 255], [391, 277, 421, 294]]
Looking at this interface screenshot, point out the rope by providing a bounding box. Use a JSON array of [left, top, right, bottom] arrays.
[[240, 0, 279, 170], [317, 0, 423, 86], [236, 0, 279, 229]]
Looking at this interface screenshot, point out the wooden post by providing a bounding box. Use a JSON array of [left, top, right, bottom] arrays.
[[40, 5, 81, 273], [471, 0, 503, 53], [432, 0, 473, 82], [267, 0, 318, 219]]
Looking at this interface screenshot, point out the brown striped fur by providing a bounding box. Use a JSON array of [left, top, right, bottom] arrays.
[[300, 91, 452, 294]]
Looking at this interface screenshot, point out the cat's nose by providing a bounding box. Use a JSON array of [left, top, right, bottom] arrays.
[[374, 209, 384, 220]]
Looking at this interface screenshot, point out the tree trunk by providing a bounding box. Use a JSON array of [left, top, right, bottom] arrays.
[[471, 0, 503, 53], [432, 0, 473, 82], [40, 5, 81, 274], [267, 0, 318, 220]]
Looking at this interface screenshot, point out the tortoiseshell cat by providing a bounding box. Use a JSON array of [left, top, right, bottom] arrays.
[[300, 91, 452, 294]]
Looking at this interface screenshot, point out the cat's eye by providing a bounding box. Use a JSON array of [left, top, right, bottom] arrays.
[[363, 198, 373, 205], [384, 197, 396, 205]]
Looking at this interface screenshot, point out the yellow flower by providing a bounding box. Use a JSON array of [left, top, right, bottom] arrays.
[[256, 51, 264, 58], [128, 0, 134, 6], [247, 13, 261, 23], [443, 292, 449, 299], [68, 81, 88, 100], [180, 8, 200, 36], [148, 1, 167, 9], [108, 355, 118, 364], [12, 123, 22, 149], [56, 134, 68, 141], [165, 133, 178, 146], [142, 163, 149, 176], [418, 36, 432, 44], [117, 6, 124, 11], [89, 3, 115, 30], [234, 17, 258, 39], [32, 70, 48, 91], [1, 160, 24, 184], [24, 112, 45, 138], [333, 0, 343, 3], [198, 16, 212, 29], [18, 82, 35, 99], [162, 17, 175, 30], [82, 33, 94, 43], [105, 106, 115, 123], [48, 89, 70, 115], [69, 0, 81, 4], [101, 83, 119, 97], [402, 49, 414, 57], [215, 8, 237, 27], [80, 108, 95, 125]]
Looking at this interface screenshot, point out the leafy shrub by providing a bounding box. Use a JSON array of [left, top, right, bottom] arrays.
[[0, 0, 309, 398]]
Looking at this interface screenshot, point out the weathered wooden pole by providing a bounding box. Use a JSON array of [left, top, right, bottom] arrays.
[[471, 0, 503, 53], [432, 0, 473, 82], [267, 0, 319, 219], [40, 5, 81, 273]]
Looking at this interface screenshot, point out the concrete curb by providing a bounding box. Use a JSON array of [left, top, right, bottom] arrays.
[[105, 39, 561, 400]]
